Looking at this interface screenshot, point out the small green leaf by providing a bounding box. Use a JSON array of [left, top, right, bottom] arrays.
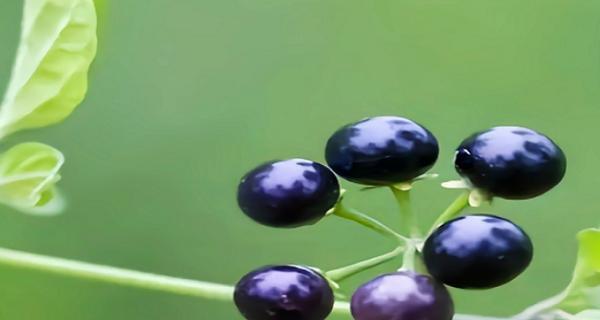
[[0, 0, 97, 138], [557, 229, 600, 313], [0, 143, 65, 215]]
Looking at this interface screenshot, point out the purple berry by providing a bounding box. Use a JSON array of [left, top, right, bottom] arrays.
[[423, 214, 533, 289], [455, 126, 566, 199], [237, 159, 340, 228], [351, 271, 454, 320], [325, 116, 439, 185], [234, 265, 334, 320]]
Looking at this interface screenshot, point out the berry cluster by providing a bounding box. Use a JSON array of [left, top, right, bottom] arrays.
[[234, 116, 566, 320]]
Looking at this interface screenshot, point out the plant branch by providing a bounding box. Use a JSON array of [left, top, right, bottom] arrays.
[[331, 200, 409, 243], [428, 191, 470, 234], [399, 244, 417, 271], [326, 246, 403, 282], [389, 187, 421, 237], [0, 247, 233, 300], [0, 246, 535, 319]]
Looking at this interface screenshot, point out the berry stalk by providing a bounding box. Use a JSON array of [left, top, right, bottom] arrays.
[[428, 190, 470, 234], [331, 200, 409, 243], [389, 187, 421, 237], [325, 246, 404, 282]]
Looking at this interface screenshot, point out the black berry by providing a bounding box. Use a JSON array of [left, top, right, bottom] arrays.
[[325, 116, 439, 185], [351, 271, 454, 320], [455, 126, 566, 199], [234, 265, 334, 320], [423, 214, 533, 289], [237, 159, 340, 228]]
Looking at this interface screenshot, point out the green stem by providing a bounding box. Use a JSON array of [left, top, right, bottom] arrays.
[[0, 246, 525, 320], [390, 187, 420, 237], [0, 247, 233, 300], [332, 201, 409, 243], [399, 244, 416, 271], [428, 191, 470, 234], [325, 246, 404, 282]]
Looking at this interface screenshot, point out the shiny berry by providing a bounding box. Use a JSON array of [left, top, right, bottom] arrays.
[[325, 116, 439, 185], [351, 271, 454, 320], [455, 126, 566, 199], [423, 214, 533, 289], [237, 159, 340, 228], [234, 265, 334, 320]]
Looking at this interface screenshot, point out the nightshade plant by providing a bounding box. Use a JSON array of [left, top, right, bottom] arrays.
[[2, 1, 600, 320]]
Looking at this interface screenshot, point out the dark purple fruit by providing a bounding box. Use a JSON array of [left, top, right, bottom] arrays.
[[234, 265, 334, 320], [455, 126, 566, 199], [237, 159, 340, 228], [325, 116, 439, 185], [423, 214, 533, 289], [351, 271, 454, 320]]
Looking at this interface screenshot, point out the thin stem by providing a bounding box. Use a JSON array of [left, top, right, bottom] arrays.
[[332, 201, 409, 243], [390, 187, 421, 237], [326, 246, 404, 282], [332, 301, 351, 314], [0, 247, 233, 300], [428, 191, 470, 235], [399, 244, 416, 271], [0, 246, 536, 320]]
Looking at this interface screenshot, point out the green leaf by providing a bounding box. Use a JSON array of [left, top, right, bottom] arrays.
[[0, 142, 65, 215], [557, 229, 600, 313], [0, 0, 97, 138]]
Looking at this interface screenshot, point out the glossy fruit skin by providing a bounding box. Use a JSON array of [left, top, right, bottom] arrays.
[[237, 159, 340, 228], [325, 116, 439, 185], [234, 265, 334, 320], [423, 214, 533, 289], [351, 271, 454, 320], [455, 126, 566, 199]]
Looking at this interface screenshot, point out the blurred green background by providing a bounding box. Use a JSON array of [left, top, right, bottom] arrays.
[[0, 0, 598, 319]]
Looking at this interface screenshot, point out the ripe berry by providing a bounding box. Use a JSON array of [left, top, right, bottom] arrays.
[[423, 214, 533, 289], [237, 159, 340, 228], [234, 265, 334, 320], [455, 126, 566, 199], [351, 271, 454, 320], [325, 116, 439, 185]]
